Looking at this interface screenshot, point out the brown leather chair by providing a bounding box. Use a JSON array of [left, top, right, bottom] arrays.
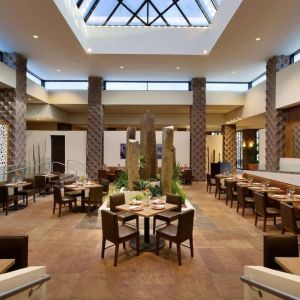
[[254, 192, 280, 232], [34, 175, 48, 197], [225, 181, 237, 207], [0, 235, 28, 271], [110, 193, 139, 230], [53, 185, 77, 217], [101, 210, 140, 266], [156, 209, 194, 265], [236, 185, 254, 216], [64, 179, 82, 198], [263, 235, 299, 270], [98, 169, 107, 180], [215, 177, 226, 199], [182, 169, 192, 185], [0, 186, 18, 216], [99, 178, 109, 196], [49, 172, 60, 191], [84, 186, 103, 216], [17, 178, 36, 205], [153, 194, 181, 234], [206, 173, 216, 193], [280, 202, 300, 235]]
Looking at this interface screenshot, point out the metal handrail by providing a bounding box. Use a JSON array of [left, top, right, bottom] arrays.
[[0, 274, 50, 299], [52, 162, 78, 178], [66, 160, 86, 174], [240, 275, 300, 300]]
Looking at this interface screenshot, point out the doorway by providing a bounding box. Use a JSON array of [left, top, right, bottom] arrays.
[[51, 135, 65, 173]]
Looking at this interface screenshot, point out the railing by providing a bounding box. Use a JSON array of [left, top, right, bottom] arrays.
[[240, 275, 300, 300], [66, 160, 86, 175], [0, 274, 50, 299]]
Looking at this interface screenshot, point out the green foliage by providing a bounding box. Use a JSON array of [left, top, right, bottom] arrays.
[[171, 179, 187, 204], [133, 179, 149, 191], [149, 184, 162, 198], [114, 171, 128, 190], [173, 162, 182, 183], [139, 154, 145, 169], [131, 194, 145, 200]]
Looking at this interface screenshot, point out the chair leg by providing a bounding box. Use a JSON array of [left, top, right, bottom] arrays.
[[101, 237, 106, 258], [190, 237, 194, 257], [255, 213, 258, 226], [273, 216, 276, 226], [53, 202, 56, 214], [226, 196, 228, 206], [169, 241, 172, 248], [136, 217, 139, 230], [136, 235, 140, 256], [281, 227, 285, 234], [242, 207, 245, 217], [114, 244, 119, 267], [263, 216, 266, 232], [176, 243, 182, 266], [230, 198, 233, 208], [153, 218, 156, 234], [123, 242, 126, 249], [58, 204, 62, 217], [33, 193, 36, 203], [236, 202, 239, 213], [156, 235, 160, 256]]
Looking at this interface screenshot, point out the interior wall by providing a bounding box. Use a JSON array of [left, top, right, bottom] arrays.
[[259, 128, 266, 170], [206, 135, 223, 173]]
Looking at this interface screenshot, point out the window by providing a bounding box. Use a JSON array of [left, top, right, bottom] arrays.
[[147, 82, 189, 91], [256, 130, 259, 163], [44, 81, 88, 90], [294, 52, 300, 63], [236, 131, 243, 170], [207, 83, 248, 92], [26, 72, 42, 85], [105, 82, 147, 91], [252, 74, 266, 87]]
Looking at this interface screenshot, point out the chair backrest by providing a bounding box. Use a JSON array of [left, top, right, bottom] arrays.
[[254, 192, 266, 216], [114, 169, 122, 179], [100, 178, 109, 193], [166, 193, 182, 212], [109, 193, 125, 212], [34, 175, 46, 189], [98, 169, 107, 180], [263, 235, 299, 270], [101, 210, 119, 243], [177, 209, 194, 242], [182, 169, 192, 182], [53, 185, 63, 203], [236, 185, 246, 206], [0, 186, 9, 203], [225, 181, 235, 199], [215, 177, 221, 189], [0, 235, 28, 271], [64, 180, 75, 192], [23, 178, 34, 190], [88, 186, 103, 205], [280, 202, 298, 234], [206, 173, 211, 184]]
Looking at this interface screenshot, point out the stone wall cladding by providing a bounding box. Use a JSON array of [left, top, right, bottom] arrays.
[[191, 78, 206, 181], [87, 77, 103, 179], [265, 56, 289, 171], [222, 125, 236, 171]]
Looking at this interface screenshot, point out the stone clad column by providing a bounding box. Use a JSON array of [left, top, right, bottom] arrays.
[[222, 125, 236, 171], [127, 139, 140, 190], [0, 53, 27, 166], [86, 77, 103, 179], [190, 78, 206, 181], [265, 56, 289, 171], [125, 127, 136, 171]]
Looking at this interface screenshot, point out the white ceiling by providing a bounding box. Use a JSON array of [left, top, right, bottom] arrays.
[[0, 0, 300, 81]]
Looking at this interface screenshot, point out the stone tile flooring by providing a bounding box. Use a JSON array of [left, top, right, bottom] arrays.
[[0, 182, 282, 300]]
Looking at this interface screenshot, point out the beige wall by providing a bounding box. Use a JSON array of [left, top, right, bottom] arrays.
[[0, 62, 16, 88]]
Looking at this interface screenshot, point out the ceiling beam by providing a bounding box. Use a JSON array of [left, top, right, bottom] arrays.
[[149, 0, 179, 26], [172, 0, 192, 26], [84, 0, 101, 23]]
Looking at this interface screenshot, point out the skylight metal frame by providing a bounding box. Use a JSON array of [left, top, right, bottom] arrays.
[[76, 0, 219, 27]]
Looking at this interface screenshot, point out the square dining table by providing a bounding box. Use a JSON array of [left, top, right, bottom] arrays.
[[116, 202, 178, 252], [0, 259, 15, 274], [275, 257, 300, 275]]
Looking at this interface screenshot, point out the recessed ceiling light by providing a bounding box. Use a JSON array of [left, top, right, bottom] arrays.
[[56, 69, 61, 72], [32, 35, 39, 39], [232, 71, 236, 74], [203, 50, 207, 54], [87, 48, 92, 53], [176, 66, 180, 70], [120, 66, 124, 69], [28, 98, 31, 101], [255, 37, 261, 41]]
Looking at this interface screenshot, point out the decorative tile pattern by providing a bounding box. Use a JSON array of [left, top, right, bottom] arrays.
[[191, 78, 206, 181], [292, 124, 300, 158], [265, 56, 289, 171], [0, 123, 8, 181], [222, 125, 236, 171], [87, 77, 103, 179]]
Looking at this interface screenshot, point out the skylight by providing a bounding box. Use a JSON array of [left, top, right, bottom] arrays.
[[74, 0, 222, 27]]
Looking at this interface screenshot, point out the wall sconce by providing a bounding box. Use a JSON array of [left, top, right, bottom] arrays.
[[242, 141, 246, 148], [248, 140, 254, 148]]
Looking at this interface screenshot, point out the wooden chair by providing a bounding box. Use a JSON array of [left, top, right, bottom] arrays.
[[206, 173, 216, 193], [215, 177, 226, 199], [99, 178, 109, 196], [280, 202, 300, 235], [84, 186, 103, 216], [236, 185, 254, 216], [49, 172, 60, 192], [101, 210, 140, 267], [0, 235, 28, 271], [110, 193, 139, 230], [182, 169, 192, 185], [156, 209, 194, 265], [153, 194, 181, 234], [98, 169, 107, 180], [34, 175, 48, 197], [64, 179, 82, 198], [254, 192, 280, 232], [0, 186, 18, 216], [225, 181, 237, 207], [17, 178, 36, 205], [263, 235, 299, 271], [53, 185, 77, 217]]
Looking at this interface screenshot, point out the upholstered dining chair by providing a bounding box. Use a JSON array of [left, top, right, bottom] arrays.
[[181, 169, 192, 185], [153, 194, 182, 234], [206, 173, 216, 193], [34, 175, 48, 197], [110, 193, 139, 230], [63, 179, 82, 198], [84, 186, 103, 216], [101, 210, 140, 267], [156, 209, 194, 265], [236, 185, 254, 216], [263, 235, 299, 271], [0, 186, 18, 216], [17, 178, 36, 205], [53, 185, 77, 217], [98, 169, 108, 180], [215, 177, 226, 199], [225, 181, 237, 207], [254, 192, 280, 232], [99, 178, 109, 196], [280, 202, 300, 235]]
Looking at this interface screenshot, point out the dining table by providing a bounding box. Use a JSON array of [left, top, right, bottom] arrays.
[[268, 193, 300, 204], [0, 259, 15, 274], [116, 202, 178, 252], [275, 257, 300, 276]]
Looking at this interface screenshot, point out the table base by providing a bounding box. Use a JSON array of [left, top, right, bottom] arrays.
[[130, 235, 165, 252], [8, 204, 27, 211]]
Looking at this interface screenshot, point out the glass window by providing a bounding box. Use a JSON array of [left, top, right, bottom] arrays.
[[26, 72, 41, 85], [252, 74, 266, 87], [105, 82, 147, 90], [147, 82, 189, 91], [294, 52, 300, 63], [45, 81, 88, 90], [207, 83, 248, 92]]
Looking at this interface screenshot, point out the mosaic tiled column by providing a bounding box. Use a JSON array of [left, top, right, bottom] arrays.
[[265, 56, 289, 171], [222, 125, 236, 171], [190, 78, 206, 181], [86, 77, 103, 179], [0, 53, 27, 166]]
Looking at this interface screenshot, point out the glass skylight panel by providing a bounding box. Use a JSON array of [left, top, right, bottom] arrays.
[[45, 81, 88, 90], [252, 74, 266, 87], [77, 0, 94, 18], [148, 82, 189, 91], [26, 72, 41, 85], [294, 52, 300, 63], [87, 1, 119, 26], [207, 83, 248, 92], [105, 82, 147, 90], [199, 0, 217, 20], [122, 0, 144, 12], [106, 5, 132, 26], [164, 5, 189, 26], [151, 0, 173, 12], [178, 0, 208, 26]]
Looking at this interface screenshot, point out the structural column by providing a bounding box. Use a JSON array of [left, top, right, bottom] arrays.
[[0, 53, 27, 166], [222, 125, 236, 171], [87, 77, 103, 179], [265, 56, 289, 171], [190, 78, 206, 181]]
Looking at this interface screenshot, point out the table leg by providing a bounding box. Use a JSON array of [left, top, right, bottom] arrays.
[[144, 217, 150, 243]]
